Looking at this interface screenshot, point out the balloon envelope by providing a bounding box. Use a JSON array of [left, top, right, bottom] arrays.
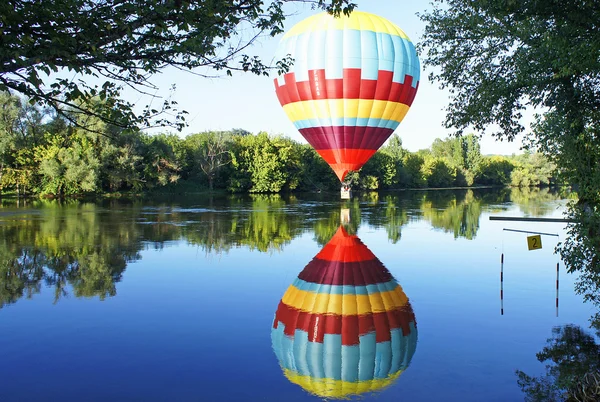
[[274, 11, 420, 181], [271, 226, 417, 399]]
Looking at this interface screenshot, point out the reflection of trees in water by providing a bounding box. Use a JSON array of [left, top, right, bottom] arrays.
[[560, 205, 600, 308], [421, 190, 482, 240], [0, 248, 45, 307], [511, 187, 564, 216], [518, 202, 600, 402], [0, 202, 141, 308], [419, 188, 563, 240], [365, 195, 409, 244], [185, 194, 306, 252], [312, 199, 362, 246], [0, 188, 569, 307], [517, 325, 600, 402]]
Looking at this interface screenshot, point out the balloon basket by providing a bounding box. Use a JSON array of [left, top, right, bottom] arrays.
[[340, 208, 351, 225], [340, 186, 352, 199]]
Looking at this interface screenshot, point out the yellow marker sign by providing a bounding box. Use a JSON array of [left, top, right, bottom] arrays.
[[527, 235, 542, 250]]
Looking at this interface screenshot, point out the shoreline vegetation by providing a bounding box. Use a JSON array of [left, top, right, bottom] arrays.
[[1, 92, 560, 199]]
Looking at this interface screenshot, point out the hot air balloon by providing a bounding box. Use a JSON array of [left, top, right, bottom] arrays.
[[273, 11, 420, 184], [271, 226, 417, 399]]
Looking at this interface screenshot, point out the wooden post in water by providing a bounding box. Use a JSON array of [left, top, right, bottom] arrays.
[[556, 262, 559, 317], [500, 253, 504, 316]]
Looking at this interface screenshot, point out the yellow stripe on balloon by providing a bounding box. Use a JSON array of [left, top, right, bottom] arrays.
[[282, 99, 410, 123], [283, 11, 410, 40], [283, 369, 402, 398], [281, 285, 409, 315]]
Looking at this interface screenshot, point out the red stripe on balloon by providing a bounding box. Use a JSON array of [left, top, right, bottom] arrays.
[[273, 301, 416, 346], [298, 227, 395, 286], [299, 126, 394, 150], [315, 148, 377, 181], [298, 259, 395, 286], [274, 69, 418, 106]]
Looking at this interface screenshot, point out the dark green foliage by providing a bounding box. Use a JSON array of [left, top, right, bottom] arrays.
[[183, 131, 233, 190], [516, 325, 600, 402], [0, 0, 355, 131], [422, 157, 456, 188], [431, 134, 481, 171], [296, 145, 339, 192], [400, 154, 426, 188], [419, 0, 600, 142], [228, 132, 302, 193], [475, 156, 515, 186], [361, 152, 399, 189], [511, 152, 557, 187]]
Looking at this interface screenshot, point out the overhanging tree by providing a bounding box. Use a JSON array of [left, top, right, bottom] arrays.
[[0, 0, 355, 131], [418, 0, 600, 201], [419, 0, 600, 307]]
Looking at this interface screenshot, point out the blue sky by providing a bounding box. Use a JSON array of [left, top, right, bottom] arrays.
[[130, 1, 526, 155]]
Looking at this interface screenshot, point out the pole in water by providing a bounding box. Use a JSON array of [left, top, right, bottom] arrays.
[[556, 262, 559, 317], [500, 253, 504, 316]]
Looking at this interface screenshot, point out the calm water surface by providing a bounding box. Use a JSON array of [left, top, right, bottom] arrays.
[[0, 189, 593, 401]]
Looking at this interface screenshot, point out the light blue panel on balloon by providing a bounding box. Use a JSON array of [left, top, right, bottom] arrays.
[[271, 323, 299, 372], [385, 120, 401, 130], [294, 117, 401, 130], [360, 30, 379, 80], [393, 61, 408, 85], [366, 281, 398, 294], [291, 278, 398, 295], [307, 29, 327, 70], [405, 322, 418, 366], [318, 116, 334, 130], [358, 332, 377, 381], [343, 29, 362, 59], [323, 333, 343, 380], [306, 340, 325, 379], [389, 37, 415, 85], [325, 29, 344, 79], [271, 323, 285, 361], [343, 56, 363, 70], [277, 27, 419, 85], [292, 329, 311, 377], [377, 32, 396, 66], [404, 42, 421, 81], [325, 56, 344, 79], [389, 328, 404, 374], [293, 34, 310, 81], [374, 340, 393, 378], [341, 344, 360, 382], [360, 30, 378, 60], [361, 57, 379, 80], [342, 29, 362, 69]]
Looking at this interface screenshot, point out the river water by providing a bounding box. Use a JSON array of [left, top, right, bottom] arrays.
[[0, 188, 592, 401]]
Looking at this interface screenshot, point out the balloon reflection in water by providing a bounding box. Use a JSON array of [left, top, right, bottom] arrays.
[[271, 226, 417, 398]]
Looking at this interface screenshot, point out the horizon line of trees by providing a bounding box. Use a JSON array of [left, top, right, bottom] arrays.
[[0, 92, 559, 198]]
